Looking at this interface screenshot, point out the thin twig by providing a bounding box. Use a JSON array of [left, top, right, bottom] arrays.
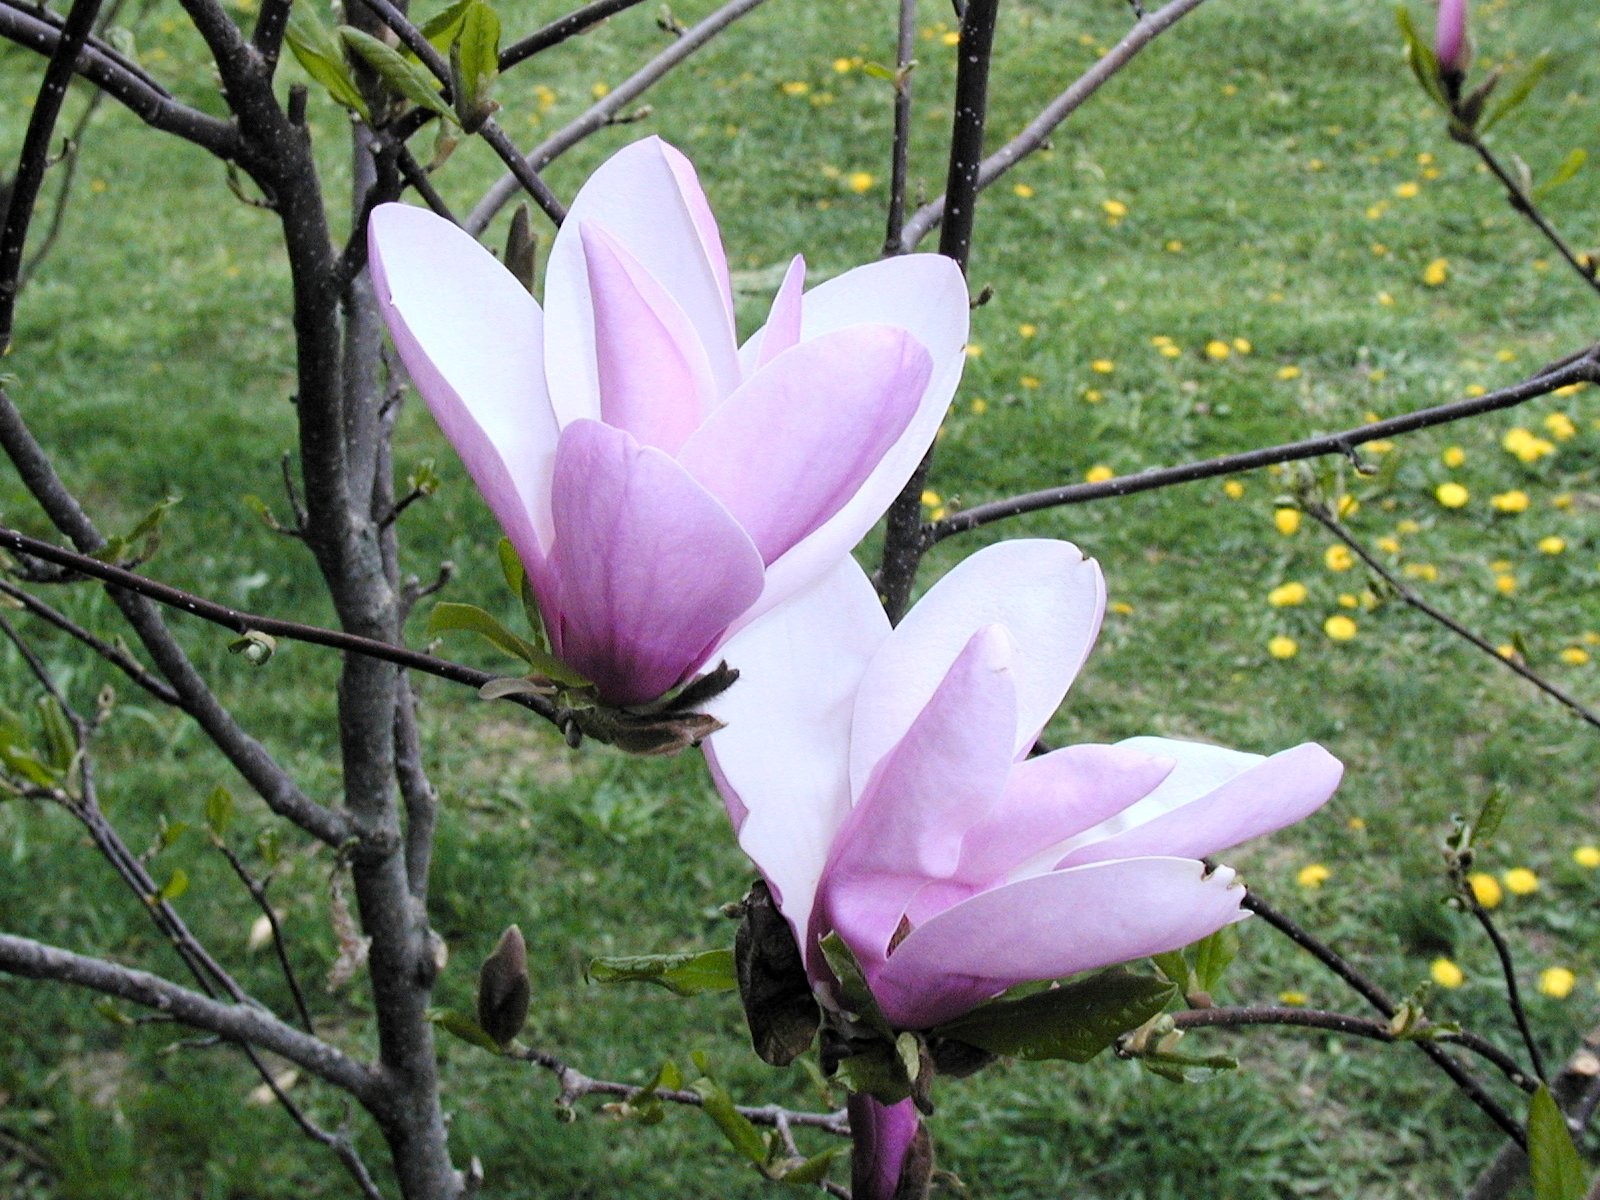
[[212, 837, 317, 1034], [881, 0, 918, 257], [1464, 133, 1600, 298], [1303, 503, 1600, 733], [898, 0, 1212, 250], [1467, 901, 1548, 1084], [0, 577, 184, 705], [498, 0, 651, 72], [929, 345, 1600, 543]]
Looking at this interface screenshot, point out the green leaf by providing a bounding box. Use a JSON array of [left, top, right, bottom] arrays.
[[1536, 148, 1587, 199], [1151, 950, 1189, 991], [285, 3, 372, 119], [587, 949, 737, 996], [426, 601, 586, 684], [453, 0, 501, 127], [156, 868, 188, 903], [689, 1071, 767, 1165], [427, 1007, 505, 1053], [1480, 51, 1551, 133], [35, 696, 76, 772], [93, 496, 179, 564], [1395, 5, 1447, 107], [205, 785, 234, 837], [1529, 1086, 1589, 1200], [1470, 787, 1511, 848], [933, 970, 1177, 1063], [818, 932, 894, 1039], [775, 1147, 844, 1186], [420, 0, 476, 49], [1191, 926, 1239, 993], [338, 26, 457, 121], [228, 630, 276, 665], [157, 817, 189, 851], [832, 1041, 913, 1106]]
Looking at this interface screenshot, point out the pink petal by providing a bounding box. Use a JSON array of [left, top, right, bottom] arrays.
[[367, 203, 558, 565], [872, 859, 1245, 1028], [580, 223, 718, 454], [543, 138, 739, 427], [676, 326, 931, 566], [748, 254, 806, 373], [545, 420, 763, 705], [848, 1094, 920, 1200], [849, 540, 1105, 799], [818, 627, 1017, 970], [954, 743, 1178, 887], [703, 557, 888, 957], [1053, 740, 1343, 869], [748, 254, 970, 620]]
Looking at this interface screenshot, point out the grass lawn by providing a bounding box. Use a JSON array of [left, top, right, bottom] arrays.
[[1, 0, 1598, 1195]]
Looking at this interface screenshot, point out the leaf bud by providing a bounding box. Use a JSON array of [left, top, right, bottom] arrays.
[[476, 925, 530, 1047]]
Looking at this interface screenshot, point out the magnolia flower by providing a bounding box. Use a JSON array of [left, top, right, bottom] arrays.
[[368, 138, 968, 704], [706, 541, 1344, 1031], [1435, 0, 1468, 77]]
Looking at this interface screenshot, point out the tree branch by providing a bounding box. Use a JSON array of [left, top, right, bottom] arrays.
[[880, 0, 918, 258], [898, 0, 1212, 251], [929, 344, 1600, 542], [0, 577, 183, 705], [498, 0, 651, 72]]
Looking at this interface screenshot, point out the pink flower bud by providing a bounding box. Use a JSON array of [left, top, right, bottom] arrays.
[[1435, 0, 1468, 76]]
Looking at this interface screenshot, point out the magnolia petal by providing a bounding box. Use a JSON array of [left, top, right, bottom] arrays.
[[848, 1094, 920, 1200], [745, 255, 970, 624], [872, 858, 1245, 1029], [543, 138, 739, 426], [1053, 740, 1343, 869], [367, 203, 558, 562], [748, 254, 806, 373], [955, 743, 1178, 887], [703, 557, 888, 958], [580, 223, 717, 454], [819, 627, 1018, 968], [849, 540, 1105, 799], [677, 326, 931, 566], [546, 420, 763, 705]]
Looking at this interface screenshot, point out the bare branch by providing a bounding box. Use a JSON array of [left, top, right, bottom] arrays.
[[880, 0, 918, 257], [250, 0, 293, 74], [0, 931, 382, 1102], [465, 0, 773, 235], [898, 0, 1212, 250], [499, 0, 651, 72], [0, 577, 183, 705], [929, 344, 1600, 543]]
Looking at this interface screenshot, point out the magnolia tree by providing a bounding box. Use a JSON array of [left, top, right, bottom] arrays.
[[0, 0, 1595, 1195]]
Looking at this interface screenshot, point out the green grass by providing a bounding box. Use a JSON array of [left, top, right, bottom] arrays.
[[2, 0, 1599, 1195]]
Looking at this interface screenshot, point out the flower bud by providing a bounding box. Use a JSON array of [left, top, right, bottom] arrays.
[[1435, 0, 1470, 80], [476, 925, 530, 1047]]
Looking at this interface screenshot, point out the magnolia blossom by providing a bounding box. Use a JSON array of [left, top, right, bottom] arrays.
[[368, 138, 968, 704], [1435, 0, 1467, 76], [706, 541, 1344, 1031]]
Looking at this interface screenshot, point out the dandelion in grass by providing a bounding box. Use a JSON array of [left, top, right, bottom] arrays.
[[1012, 183, 1035, 199], [1279, 990, 1309, 1006], [1422, 258, 1449, 286], [1269, 636, 1299, 660], [1494, 573, 1517, 596], [1232, 337, 1252, 354], [1324, 615, 1357, 642], [1571, 846, 1599, 869], [1442, 446, 1466, 467], [1268, 582, 1308, 608], [1102, 198, 1128, 222], [1431, 958, 1465, 989], [1020, 374, 1040, 389], [1503, 427, 1555, 462], [1538, 536, 1566, 556], [1324, 545, 1355, 572], [1395, 181, 1421, 199], [1377, 537, 1401, 554], [1205, 339, 1231, 360], [1491, 490, 1530, 514], [1297, 863, 1331, 888], [1468, 872, 1503, 908], [1503, 867, 1539, 896], [1018, 323, 1037, 338], [1538, 968, 1576, 999], [1275, 508, 1302, 535], [848, 171, 875, 194], [1436, 482, 1469, 509], [1560, 647, 1590, 666], [1085, 464, 1114, 483], [1543, 412, 1576, 440], [1091, 359, 1115, 374]]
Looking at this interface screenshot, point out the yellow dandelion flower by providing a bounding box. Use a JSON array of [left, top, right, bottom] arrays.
[[1019, 374, 1041, 389], [1538, 536, 1567, 555], [1082, 388, 1103, 403], [1494, 348, 1517, 363], [1109, 600, 1134, 616], [1205, 339, 1231, 360], [921, 489, 942, 508], [832, 57, 854, 73], [1102, 198, 1128, 220], [1491, 490, 1530, 514], [1538, 968, 1576, 999], [591, 81, 611, 98], [1441, 446, 1466, 467], [847, 171, 875, 194], [1268, 635, 1299, 660], [1347, 816, 1367, 831], [1165, 239, 1184, 253], [1468, 873, 1503, 908], [1430, 958, 1465, 989], [1378, 292, 1396, 307], [1277, 365, 1302, 381], [1543, 412, 1577, 440], [1366, 201, 1389, 220], [964, 343, 983, 358], [1435, 482, 1469, 509], [1084, 464, 1115, 483], [1297, 863, 1331, 888], [1091, 358, 1115, 374], [1497, 643, 1517, 660], [1150, 335, 1173, 346], [940, 29, 960, 45], [1159, 344, 1182, 358], [1403, 562, 1439, 582], [1397, 519, 1422, 534], [780, 80, 811, 96], [1018, 323, 1037, 338], [1502, 867, 1539, 895], [970, 398, 988, 415], [1395, 181, 1421, 198], [1371, 243, 1390, 256], [1336, 494, 1359, 517], [1268, 582, 1308, 607], [1422, 258, 1449, 286], [1324, 545, 1355, 572], [1553, 493, 1574, 510], [1495, 573, 1517, 595], [1572, 845, 1600, 868], [1560, 647, 1590, 666], [1013, 183, 1035, 199], [1377, 536, 1401, 554], [1278, 990, 1309, 1005], [1222, 479, 1246, 499], [1275, 508, 1302, 535], [1233, 337, 1253, 354], [1324, 614, 1358, 641]]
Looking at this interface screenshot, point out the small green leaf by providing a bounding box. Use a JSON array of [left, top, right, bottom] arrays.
[[157, 818, 189, 851], [1529, 1086, 1589, 1200], [285, 3, 372, 119], [453, 0, 502, 128], [1191, 926, 1239, 993], [228, 630, 277, 665], [934, 969, 1177, 1063], [428, 1007, 505, 1053], [833, 1041, 913, 1106], [690, 1070, 767, 1165], [420, 0, 476, 49], [427, 601, 586, 684], [818, 932, 894, 1039], [1536, 148, 1587, 199], [156, 868, 188, 903], [1395, 5, 1447, 107], [496, 537, 524, 596], [587, 949, 737, 996], [776, 1147, 844, 1186], [1480, 51, 1551, 133], [35, 696, 76, 772], [1470, 787, 1511, 848], [339, 26, 457, 120], [1151, 950, 1189, 991], [205, 785, 234, 837]]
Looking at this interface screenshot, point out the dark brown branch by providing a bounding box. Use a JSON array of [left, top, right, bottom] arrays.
[[880, 0, 918, 257], [0, 577, 183, 705], [1303, 503, 1600, 733], [0, 521, 560, 725], [1462, 131, 1600, 298], [212, 836, 317, 1034], [498, 0, 651, 72], [250, 0, 292, 74], [0, 0, 107, 353], [465, 0, 772, 234], [898, 0, 1211, 251], [1467, 900, 1547, 1084], [930, 344, 1600, 542]]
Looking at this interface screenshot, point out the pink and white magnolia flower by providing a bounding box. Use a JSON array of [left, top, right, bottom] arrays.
[[1435, 0, 1468, 76], [706, 541, 1344, 1032], [368, 137, 969, 705]]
